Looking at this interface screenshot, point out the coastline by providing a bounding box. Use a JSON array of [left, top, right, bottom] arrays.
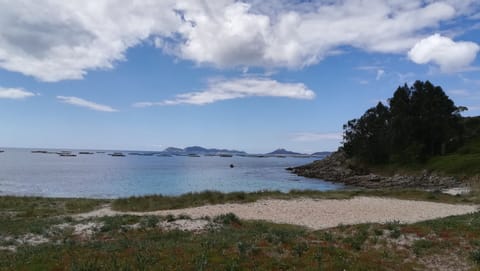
[[289, 151, 467, 190]]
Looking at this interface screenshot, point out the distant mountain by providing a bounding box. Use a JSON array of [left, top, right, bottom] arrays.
[[209, 148, 246, 154], [184, 146, 208, 153], [164, 147, 184, 154], [311, 151, 332, 156], [164, 146, 246, 155], [266, 148, 303, 155]]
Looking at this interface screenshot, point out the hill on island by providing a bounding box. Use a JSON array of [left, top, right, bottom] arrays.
[[266, 149, 303, 155], [311, 151, 332, 156], [163, 146, 246, 155]]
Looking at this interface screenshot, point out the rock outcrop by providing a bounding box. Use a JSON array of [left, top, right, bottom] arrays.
[[289, 151, 462, 189]]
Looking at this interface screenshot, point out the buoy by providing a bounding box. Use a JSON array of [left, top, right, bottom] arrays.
[[230, 164, 234, 168]]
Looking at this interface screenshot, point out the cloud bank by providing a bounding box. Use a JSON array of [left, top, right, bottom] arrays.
[[134, 77, 315, 106], [57, 96, 117, 112], [0, 87, 36, 99], [408, 34, 480, 72], [0, 1, 478, 81]]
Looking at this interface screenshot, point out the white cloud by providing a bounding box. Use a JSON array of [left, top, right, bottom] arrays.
[[472, 13, 480, 19], [171, 1, 459, 68], [0, 87, 36, 99], [57, 96, 117, 112], [0, 1, 477, 81], [408, 34, 480, 72], [376, 69, 385, 80], [291, 132, 343, 142], [357, 66, 383, 71], [359, 80, 369, 85], [133, 77, 315, 106], [448, 89, 471, 96], [0, 1, 181, 82], [466, 105, 480, 111]]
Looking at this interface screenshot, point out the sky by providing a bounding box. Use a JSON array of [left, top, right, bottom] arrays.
[[0, 0, 480, 153]]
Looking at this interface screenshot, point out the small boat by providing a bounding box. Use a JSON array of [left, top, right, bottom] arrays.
[[57, 151, 76, 157], [79, 152, 94, 155], [109, 152, 126, 157], [188, 154, 200, 157], [128, 152, 154, 156], [59, 153, 77, 157], [0, 150, 4, 153], [31, 150, 48, 154], [219, 154, 233, 157]]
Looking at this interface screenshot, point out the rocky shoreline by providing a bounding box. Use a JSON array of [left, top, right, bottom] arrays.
[[289, 151, 463, 189]]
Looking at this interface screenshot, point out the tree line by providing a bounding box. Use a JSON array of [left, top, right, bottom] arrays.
[[342, 80, 467, 164]]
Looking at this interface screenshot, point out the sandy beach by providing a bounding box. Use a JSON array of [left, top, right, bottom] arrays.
[[78, 196, 478, 230]]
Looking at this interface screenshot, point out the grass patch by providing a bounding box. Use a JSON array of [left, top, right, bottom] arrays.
[[471, 248, 480, 266], [213, 213, 241, 226], [111, 190, 357, 212], [412, 239, 435, 256], [370, 136, 480, 178], [0, 196, 106, 217], [0, 197, 106, 236], [0, 195, 479, 270], [111, 189, 480, 212]]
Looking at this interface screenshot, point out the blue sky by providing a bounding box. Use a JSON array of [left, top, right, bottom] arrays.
[[0, 1, 479, 153]]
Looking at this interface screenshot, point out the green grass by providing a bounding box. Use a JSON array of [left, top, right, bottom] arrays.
[[425, 135, 480, 176], [426, 153, 480, 177], [0, 219, 410, 270], [111, 190, 357, 212], [1, 193, 480, 270], [422, 137, 480, 178], [111, 189, 480, 212], [371, 136, 480, 178], [4, 212, 480, 270], [0, 197, 106, 236], [0, 196, 106, 217]]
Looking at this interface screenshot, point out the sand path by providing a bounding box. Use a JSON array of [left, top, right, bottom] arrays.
[[77, 197, 478, 230]]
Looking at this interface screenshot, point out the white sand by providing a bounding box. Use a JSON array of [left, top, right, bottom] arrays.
[[77, 197, 478, 230]]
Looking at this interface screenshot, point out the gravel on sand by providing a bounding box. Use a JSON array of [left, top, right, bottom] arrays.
[[77, 197, 478, 230]]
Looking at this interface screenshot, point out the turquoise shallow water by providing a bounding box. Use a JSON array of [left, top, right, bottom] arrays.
[[0, 149, 342, 198]]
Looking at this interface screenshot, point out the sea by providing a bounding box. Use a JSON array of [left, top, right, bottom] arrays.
[[0, 148, 342, 198]]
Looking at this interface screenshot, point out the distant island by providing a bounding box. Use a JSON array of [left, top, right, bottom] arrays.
[[160, 146, 330, 158], [23, 146, 331, 158], [266, 148, 303, 155], [162, 146, 246, 155]]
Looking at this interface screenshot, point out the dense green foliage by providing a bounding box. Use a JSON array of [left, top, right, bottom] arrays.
[[343, 80, 466, 164]]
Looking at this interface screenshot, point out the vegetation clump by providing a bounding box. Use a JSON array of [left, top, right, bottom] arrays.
[[343, 80, 471, 164]]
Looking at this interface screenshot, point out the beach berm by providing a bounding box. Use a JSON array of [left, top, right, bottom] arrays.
[[78, 196, 478, 230]]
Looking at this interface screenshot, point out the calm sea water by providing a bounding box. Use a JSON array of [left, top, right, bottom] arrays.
[[0, 148, 342, 198]]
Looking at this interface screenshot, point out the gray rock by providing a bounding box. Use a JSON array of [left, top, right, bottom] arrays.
[[292, 151, 462, 189]]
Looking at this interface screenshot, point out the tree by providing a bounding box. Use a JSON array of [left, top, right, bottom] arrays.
[[343, 102, 390, 163], [388, 84, 413, 162], [342, 80, 464, 164]]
